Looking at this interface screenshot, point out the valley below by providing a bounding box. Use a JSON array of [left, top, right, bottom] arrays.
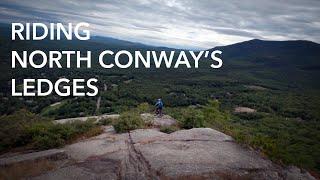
[[1, 23, 320, 179]]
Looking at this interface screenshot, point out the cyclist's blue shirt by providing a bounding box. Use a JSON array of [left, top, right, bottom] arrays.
[[155, 100, 163, 108]]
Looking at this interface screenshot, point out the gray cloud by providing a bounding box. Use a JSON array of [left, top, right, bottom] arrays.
[[0, 0, 319, 49]]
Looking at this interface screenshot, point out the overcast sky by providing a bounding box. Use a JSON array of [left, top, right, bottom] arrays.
[[1, 0, 319, 49]]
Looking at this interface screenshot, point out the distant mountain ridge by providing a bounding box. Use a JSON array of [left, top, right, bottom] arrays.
[[2, 21, 320, 69], [211, 39, 320, 58], [207, 39, 320, 72], [2, 22, 319, 51]]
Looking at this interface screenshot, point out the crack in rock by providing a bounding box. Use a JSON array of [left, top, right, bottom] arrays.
[[124, 131, 160, 180]]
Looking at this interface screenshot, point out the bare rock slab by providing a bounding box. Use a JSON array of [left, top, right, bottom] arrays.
[[0, 149, 68, 166], [54, 114, 119, 124], [141, 113, 177, 127], [234, 107, 256, 113], [131, 128, 280, 179], [32, 158, 121, 180], [64, 126, 127, 161], [26, 127, 315, 180]]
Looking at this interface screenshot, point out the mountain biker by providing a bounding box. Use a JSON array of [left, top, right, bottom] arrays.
[[155, 98, 164, 117]]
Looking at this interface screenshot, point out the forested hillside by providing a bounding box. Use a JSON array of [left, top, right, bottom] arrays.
[[1, 23, 320, 173]]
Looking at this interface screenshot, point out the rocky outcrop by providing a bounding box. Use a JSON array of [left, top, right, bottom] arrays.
[[28, 126, 315, 180], [129, 128, 279, 179], [141, 113, 177, 127], [53, 114, 120, 124], [234, 107, 256, 113], [0, 149, 67, 166], [0, 115, 315, 180]]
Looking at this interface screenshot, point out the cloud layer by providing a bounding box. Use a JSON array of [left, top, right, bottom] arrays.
[[1, 0, 319, 49]]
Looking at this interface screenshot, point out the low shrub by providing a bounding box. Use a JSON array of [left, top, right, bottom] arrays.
[[137, 102, 151, 113], [235, 112, 265, 120], [113, 111, 145, 133], [97, 118, 113, 126], [0, 109, 50, 151], [160, 126, 179, 134], [81, 126, 104, 138], [27, 119, 100, 150], [180, 108, 205, 129], [0, 110, 102, 151]]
